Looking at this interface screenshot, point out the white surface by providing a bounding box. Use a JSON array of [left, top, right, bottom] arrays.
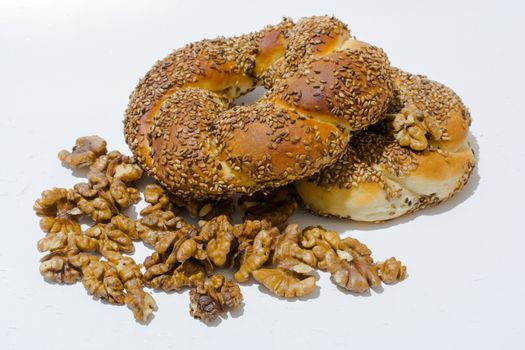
[[1, 1, 524, 349]]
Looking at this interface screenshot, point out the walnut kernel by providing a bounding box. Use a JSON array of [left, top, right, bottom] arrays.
[[189, 275, 243, 322], [58, 135, 107, 168]]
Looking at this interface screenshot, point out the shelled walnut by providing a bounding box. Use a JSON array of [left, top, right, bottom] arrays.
[[72, 149, 142, 222], [389, 105, 442, 151], [69, 253, 125, 304], [34, 188, 82, 235], [201, 215, 235, 267], [232, 219, 273, 247], [84, 214, 138, 261], [115, 256, 157, 322], [376, 257, 407, 283], [238, 186, 298, 227], [38, 230, 99, 257], [144, 260, 206, 291], [73, 184, 115, 222], [272, 224, 317, 268], [251, 225, 317, 297], [39, 251, 82, 284], [234, 228, 279, 282], [252, 268, 316, 298], [189, 275, 243, 322], [58, 135, 107, 168], [91, 150, 143, 183], [231, 219, 273, 257], [136, 184, 184, 246], [73, 180, 140, 222]]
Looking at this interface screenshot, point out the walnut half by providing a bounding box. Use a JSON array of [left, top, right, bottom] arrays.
[[234, 228, 279, 282], [189, 275, 243, 322], [252, 268, 316, 298], [251, 225, 317, 298], [58, 135, 107, 168], [390, 106, 442, 151], [376, 257, 407, 283], [34, 188, 82, 235]]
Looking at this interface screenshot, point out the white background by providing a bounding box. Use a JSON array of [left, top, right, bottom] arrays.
[[1, 0, 524, 349]]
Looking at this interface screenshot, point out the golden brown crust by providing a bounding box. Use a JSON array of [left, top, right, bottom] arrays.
[[215, 104, 348, 189], [255, 22, 291, 77], [149, 89, 227, 198], [297, 69, 475, 221], [275, 46, 393, 129], [124, 16, 394, 200]]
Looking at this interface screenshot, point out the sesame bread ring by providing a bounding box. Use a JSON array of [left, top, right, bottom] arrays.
[[124, 16, 393, 200], [296, 68, 475, 222]]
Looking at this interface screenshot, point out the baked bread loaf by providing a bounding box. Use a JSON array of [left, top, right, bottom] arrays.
[[295, 68, 475, 221], [124, 16, 393, 200]]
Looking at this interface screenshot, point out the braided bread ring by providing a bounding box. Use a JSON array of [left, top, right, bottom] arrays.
[[124, 16, 393, 200], [296, 68, 475, 221]]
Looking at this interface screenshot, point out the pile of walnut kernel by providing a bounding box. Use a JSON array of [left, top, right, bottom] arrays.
[[34, 136, 407, 324]]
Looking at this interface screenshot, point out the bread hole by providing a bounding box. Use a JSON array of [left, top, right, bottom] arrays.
[[233, 86, 267, 106]]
